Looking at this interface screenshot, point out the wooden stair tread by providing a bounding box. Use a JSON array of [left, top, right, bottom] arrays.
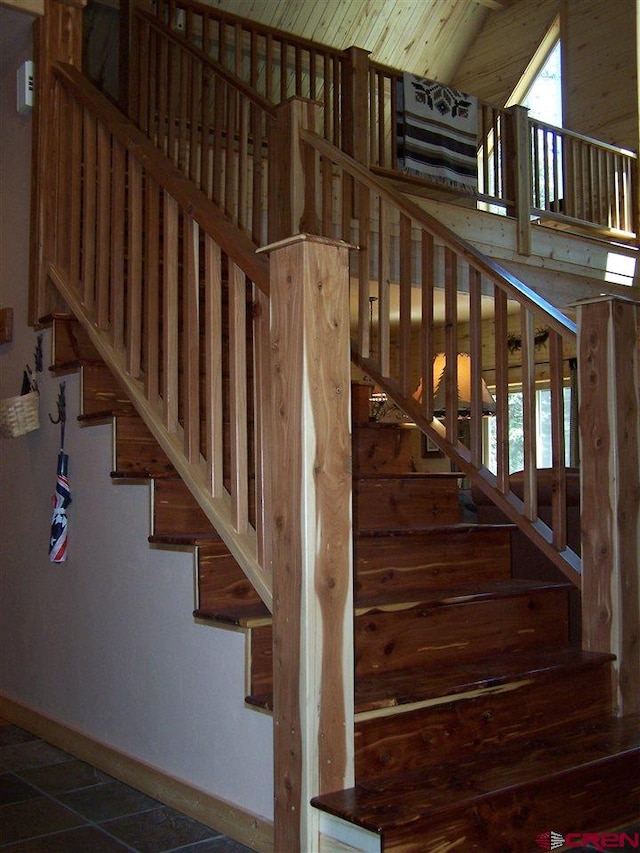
[[194, 601, 271, 627], [355, 577, 572, 612], [311, 712, 640, 833], [353, 646, 614, 713], [354, 472, 465, 481], [149, 533, 221, 546]]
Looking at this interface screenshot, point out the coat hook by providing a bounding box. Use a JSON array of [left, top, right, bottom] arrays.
[[49, 381, 66, 427]]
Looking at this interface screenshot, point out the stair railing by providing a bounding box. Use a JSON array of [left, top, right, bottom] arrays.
[[45, 60, 274, 607], [297, 116, 582, 584]]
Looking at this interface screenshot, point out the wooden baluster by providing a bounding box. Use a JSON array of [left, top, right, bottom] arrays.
[[163, 193, 179, 432], [443, 247, 458, 442], [189, 54, 201, 186], [203, 236, 223, 496], [82, 108, 97, 311], [399, 213, 412, 395], [178, 49, 190, 172], [212, 76, 224, 206], [137, 9, 150, 133], [520, 309, 538, 522], [493, 109, 501, 199], [166, 40, 178, 163], [157, 26, 169, 156], [378, 196, 391, 377], [358, 183, 371, 359], [200, 67, 212, 198], [252, 284, 271, 569], [494, 287, 510, 493], [549, 328, 567, 552], [419, 230, 434, 421], [55, 86, 71, 282], [182, 212, 201, 463], [95, 122, 111, 329], [144, 174, 160, 405], [578, 296, 640, 715], [110, 140, 126, 353], [238, 98, 249, 231], [126, 154, 143, 377], [321, 154, 332, 236], [68, 97, 82, 293], [229, 261, 249, 534], [469, 266, 483, 466], [225, 87, 237, 220]]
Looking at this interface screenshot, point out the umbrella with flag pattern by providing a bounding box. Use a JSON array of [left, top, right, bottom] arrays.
[[49, 383, 71, 563]]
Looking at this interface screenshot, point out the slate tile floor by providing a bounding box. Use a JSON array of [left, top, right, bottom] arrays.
[[0, 721, 256, 853]]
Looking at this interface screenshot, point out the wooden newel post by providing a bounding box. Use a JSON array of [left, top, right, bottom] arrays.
[[261, 234, 355, 852], [341, 46, 371, 166], [268, 98, 319, 244], [29, 0, 85, 324], [577, 296, 640, 716], [506, 104, 531, 257]]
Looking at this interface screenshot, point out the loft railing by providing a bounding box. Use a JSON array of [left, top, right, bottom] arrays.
[[137, 0, 638, 246], [529, 118, 636, 236]]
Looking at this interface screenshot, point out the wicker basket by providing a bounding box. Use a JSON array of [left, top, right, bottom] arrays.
[[0, 390, 40, 438]]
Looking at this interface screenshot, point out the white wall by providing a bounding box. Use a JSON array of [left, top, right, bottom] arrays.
[[0, 5, 272, 823]]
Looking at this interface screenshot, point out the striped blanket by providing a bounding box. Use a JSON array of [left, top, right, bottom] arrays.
[[397, 73, 478, 193]]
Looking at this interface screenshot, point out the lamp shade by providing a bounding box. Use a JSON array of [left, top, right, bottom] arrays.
[[432, 353, 496, 415]]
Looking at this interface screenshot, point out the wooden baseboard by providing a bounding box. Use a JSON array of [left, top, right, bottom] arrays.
[[0, 694, 274, 853]]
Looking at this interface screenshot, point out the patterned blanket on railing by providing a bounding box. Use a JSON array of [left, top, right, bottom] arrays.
[[397, 73, 478, 193]]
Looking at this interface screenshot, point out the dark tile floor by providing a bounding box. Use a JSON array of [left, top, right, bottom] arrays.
[[0, 721, 257, 853]]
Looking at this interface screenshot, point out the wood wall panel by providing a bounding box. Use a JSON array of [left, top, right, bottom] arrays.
[[452, 0, 559, 105], [562, 0, 638, 149]]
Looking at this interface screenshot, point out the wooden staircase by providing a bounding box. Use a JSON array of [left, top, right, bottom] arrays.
[[48, 315, 639, 852]]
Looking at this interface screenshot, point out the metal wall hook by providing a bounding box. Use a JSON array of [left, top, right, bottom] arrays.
[[49, 382, 67, 449]]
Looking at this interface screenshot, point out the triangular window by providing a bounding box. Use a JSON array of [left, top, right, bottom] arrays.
[[507, 17, 562, 127]]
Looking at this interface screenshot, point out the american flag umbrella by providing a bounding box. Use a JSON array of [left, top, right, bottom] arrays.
[[49, 382, 71, 563], [49, 451, 70, 562]]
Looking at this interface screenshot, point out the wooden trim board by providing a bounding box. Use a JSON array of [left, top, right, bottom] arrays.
[[0, 694, 274, 853]]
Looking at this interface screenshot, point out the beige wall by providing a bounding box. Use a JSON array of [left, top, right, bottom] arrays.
[[0, 4, 273, 823]]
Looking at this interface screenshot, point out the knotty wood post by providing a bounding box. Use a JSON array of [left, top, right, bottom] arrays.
[[506, 104, 531, 257], [341, 46, 371, 166], [29, 0, 85, 325], [577, 295, 640, 715], [268, 98, 319, 244], [261, 234, 354, 852]]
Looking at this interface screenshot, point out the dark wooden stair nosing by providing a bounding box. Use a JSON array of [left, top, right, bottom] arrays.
[[311, 713, 640, 837]]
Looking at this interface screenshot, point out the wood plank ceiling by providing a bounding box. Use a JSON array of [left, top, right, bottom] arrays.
[[207, 0, 513, 83]]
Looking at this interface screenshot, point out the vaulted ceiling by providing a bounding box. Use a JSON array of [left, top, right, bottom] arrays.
[[205, 0, 515, 83]]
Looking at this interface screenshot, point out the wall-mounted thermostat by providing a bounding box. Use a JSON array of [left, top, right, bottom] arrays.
[[17, 60, 34, 115]]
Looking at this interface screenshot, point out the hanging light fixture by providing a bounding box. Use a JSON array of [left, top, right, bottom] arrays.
[[432, 352, 496, 417]]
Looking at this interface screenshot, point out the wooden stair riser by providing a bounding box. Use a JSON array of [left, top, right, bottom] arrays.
[[50, 315, 101, 365], [112, 414, 175, 477], [355, 527, 512, 600], [247, 586, 571, 697], [354, 476, 461, 531], [152, 477, 215, 537], [80, 363, 131, 416], [354, 662, 613, 781], [196, 541, 265, 613], [383, 750, 640, 853], [354, 588, 570, 678]]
